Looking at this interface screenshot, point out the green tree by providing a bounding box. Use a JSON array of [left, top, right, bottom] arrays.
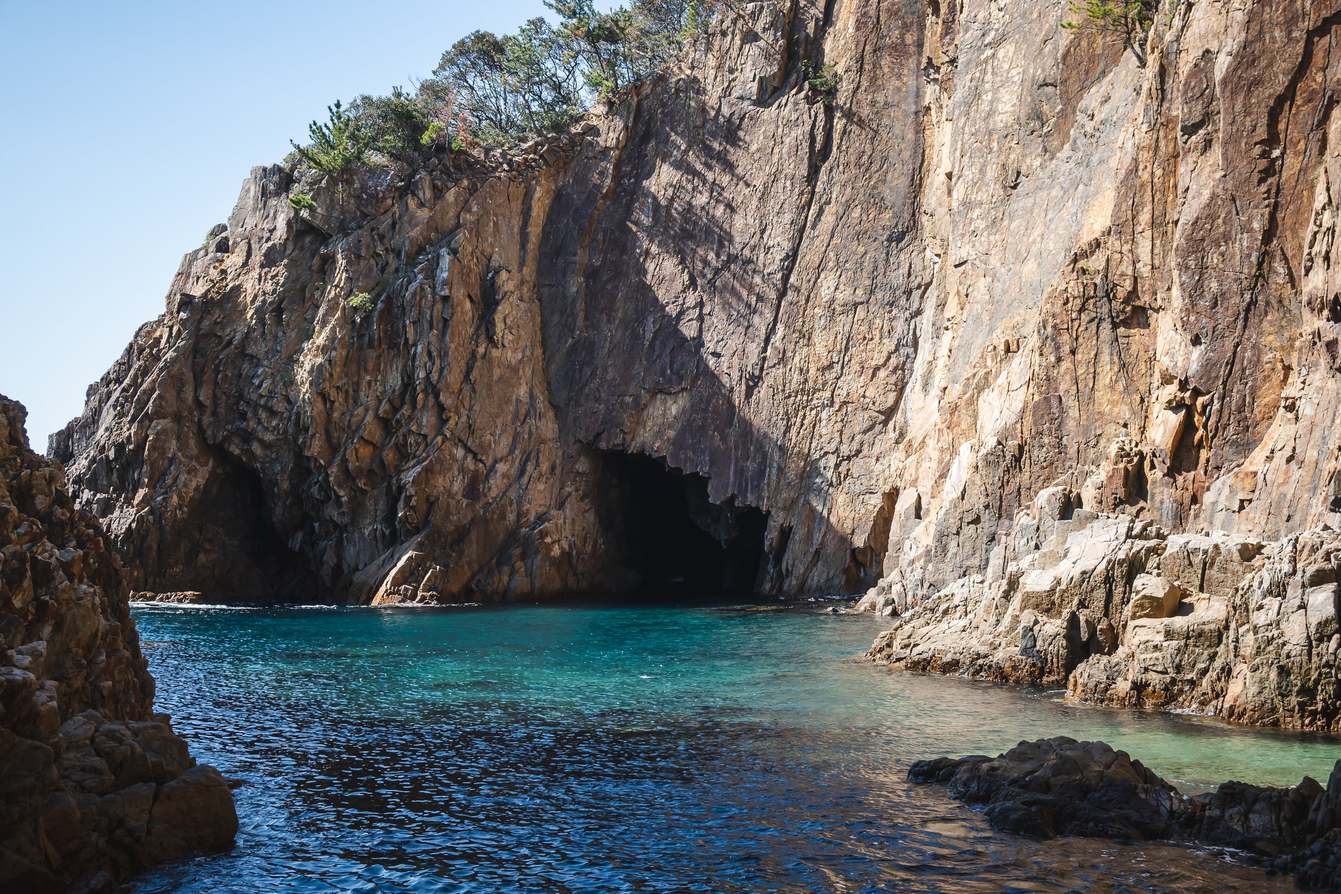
[[347, 88, 432, 166], [1062, 0, 1156, 66], [290, 100, 372, 178], [425, 0, 699, 145], [429, 20, 582, 145], [550, 0, 695, 100]]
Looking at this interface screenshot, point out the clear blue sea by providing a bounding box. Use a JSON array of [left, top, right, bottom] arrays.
[[127, 602, 1341, 893]]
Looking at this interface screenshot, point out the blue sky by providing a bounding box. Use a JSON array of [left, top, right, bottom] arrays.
[[0, 0, 553, 449]]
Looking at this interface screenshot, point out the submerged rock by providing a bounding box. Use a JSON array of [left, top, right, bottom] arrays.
[[911, 737, 1341, 890], [0, 396, 237, 892]]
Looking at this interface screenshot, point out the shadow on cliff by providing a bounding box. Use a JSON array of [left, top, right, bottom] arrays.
[[534, 76, 870, 595]]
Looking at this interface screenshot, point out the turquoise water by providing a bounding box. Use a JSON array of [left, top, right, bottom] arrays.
[[129, 602, 1341, 893]]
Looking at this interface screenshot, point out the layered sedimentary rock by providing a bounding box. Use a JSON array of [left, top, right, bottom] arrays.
[[52, 0, 1341, 653], [910, 737, 1341, 890], [0, 396, 236, 891]]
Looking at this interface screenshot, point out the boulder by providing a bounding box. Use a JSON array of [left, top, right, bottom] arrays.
[[912, 738, 1341, 891], [1127, 573, 1182, 620], [908, 737, 1179, 840]]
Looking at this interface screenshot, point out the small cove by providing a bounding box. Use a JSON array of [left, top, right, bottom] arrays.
[[128, 602, 1341, 893]]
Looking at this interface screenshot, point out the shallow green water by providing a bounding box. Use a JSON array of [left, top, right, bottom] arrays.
[[129, 602, 1341, 893]]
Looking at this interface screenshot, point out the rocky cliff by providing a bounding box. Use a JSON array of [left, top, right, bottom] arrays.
[[0, 396, 236, 891], [51, 3, 1341, 714]]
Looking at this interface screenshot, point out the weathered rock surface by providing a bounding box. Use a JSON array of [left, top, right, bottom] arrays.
[[907, 737, 1180, 840], [129, 591, 209, 605], [49, 0, 1341, 665], [868, 495, 1341, 731], [0, 396, 236, 891], [911, 737, 1341, 890]]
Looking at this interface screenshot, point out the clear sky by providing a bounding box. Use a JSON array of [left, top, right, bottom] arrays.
[[0, 0, 551, 450]]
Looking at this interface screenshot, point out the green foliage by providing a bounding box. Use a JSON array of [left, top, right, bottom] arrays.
[[347, 88, 432, 165], [802, 60, 839, 104], [292, 1, 710, 166], [680, 0, 706, 37], [347, 291, 376, 313], [290, 100, 371, 178], [421, 120, 446, 146], [425, 0, 698, 146], [288, 192, 317, 212], [428, 19, 582, 145], [1062, 0, 1156, 66]]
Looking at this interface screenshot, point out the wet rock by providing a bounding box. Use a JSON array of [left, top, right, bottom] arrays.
[[130, 591, 207, 604], [913, 738, 1341, 891], [1184, 776, 1323, 854], [0, 395, 236, 892], [908, 737, 1180, 840]]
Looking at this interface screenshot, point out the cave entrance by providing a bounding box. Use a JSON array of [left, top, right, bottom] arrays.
[[597, 451, 768, 599]]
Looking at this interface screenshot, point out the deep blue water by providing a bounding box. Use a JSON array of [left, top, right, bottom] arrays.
[[127, 602, 1341, 893]]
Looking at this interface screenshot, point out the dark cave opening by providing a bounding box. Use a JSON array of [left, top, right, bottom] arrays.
[[179, 446, 309, 603], [595, 451, 768, 598]]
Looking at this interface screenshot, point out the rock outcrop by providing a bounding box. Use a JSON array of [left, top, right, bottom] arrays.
[[0, 396, 237, 891], [868, 495, 1341, 731], [49, 0, 1341, 672], [907, 737, 1182, 840], [910, 737, 1341, 890]]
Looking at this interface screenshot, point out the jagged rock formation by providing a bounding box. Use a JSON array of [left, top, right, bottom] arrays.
[[867, 495, 1341, 731], [50, 0, 1341, 656], [910, 737, 1341, 890], [0, 396, 237, 891]]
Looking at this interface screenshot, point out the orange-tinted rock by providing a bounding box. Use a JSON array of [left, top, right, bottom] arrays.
[[0, 395, 236, 892]]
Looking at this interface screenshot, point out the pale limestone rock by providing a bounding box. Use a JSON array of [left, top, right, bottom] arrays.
[[872, 505, 1341, 731], [1127, 574, 1182, 620]]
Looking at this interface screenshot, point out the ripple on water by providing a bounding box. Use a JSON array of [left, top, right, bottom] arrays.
[[129, 603, 1339, 893]]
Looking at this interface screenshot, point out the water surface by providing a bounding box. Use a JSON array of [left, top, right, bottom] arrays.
[[129, 602, 1341, 893]]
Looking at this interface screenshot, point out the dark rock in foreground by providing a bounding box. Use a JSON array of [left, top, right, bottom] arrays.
[[907, 736, 1180, 840], [0, 396, 237, 892], [911, 737, 1341, 891]]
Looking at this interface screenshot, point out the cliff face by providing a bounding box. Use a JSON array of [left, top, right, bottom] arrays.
[[52, 0, 1341, 712], [0, 396, 236, 892]]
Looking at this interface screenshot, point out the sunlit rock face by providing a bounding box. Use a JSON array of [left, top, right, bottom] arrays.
[[0, 395, 236, 892], [50, 2, 1341, 719], [868, 497, 1341, 732]]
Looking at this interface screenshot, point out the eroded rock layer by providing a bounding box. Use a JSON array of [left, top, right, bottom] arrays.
[[0, 396, 236, 892], [51, 0, 1341, 707]]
